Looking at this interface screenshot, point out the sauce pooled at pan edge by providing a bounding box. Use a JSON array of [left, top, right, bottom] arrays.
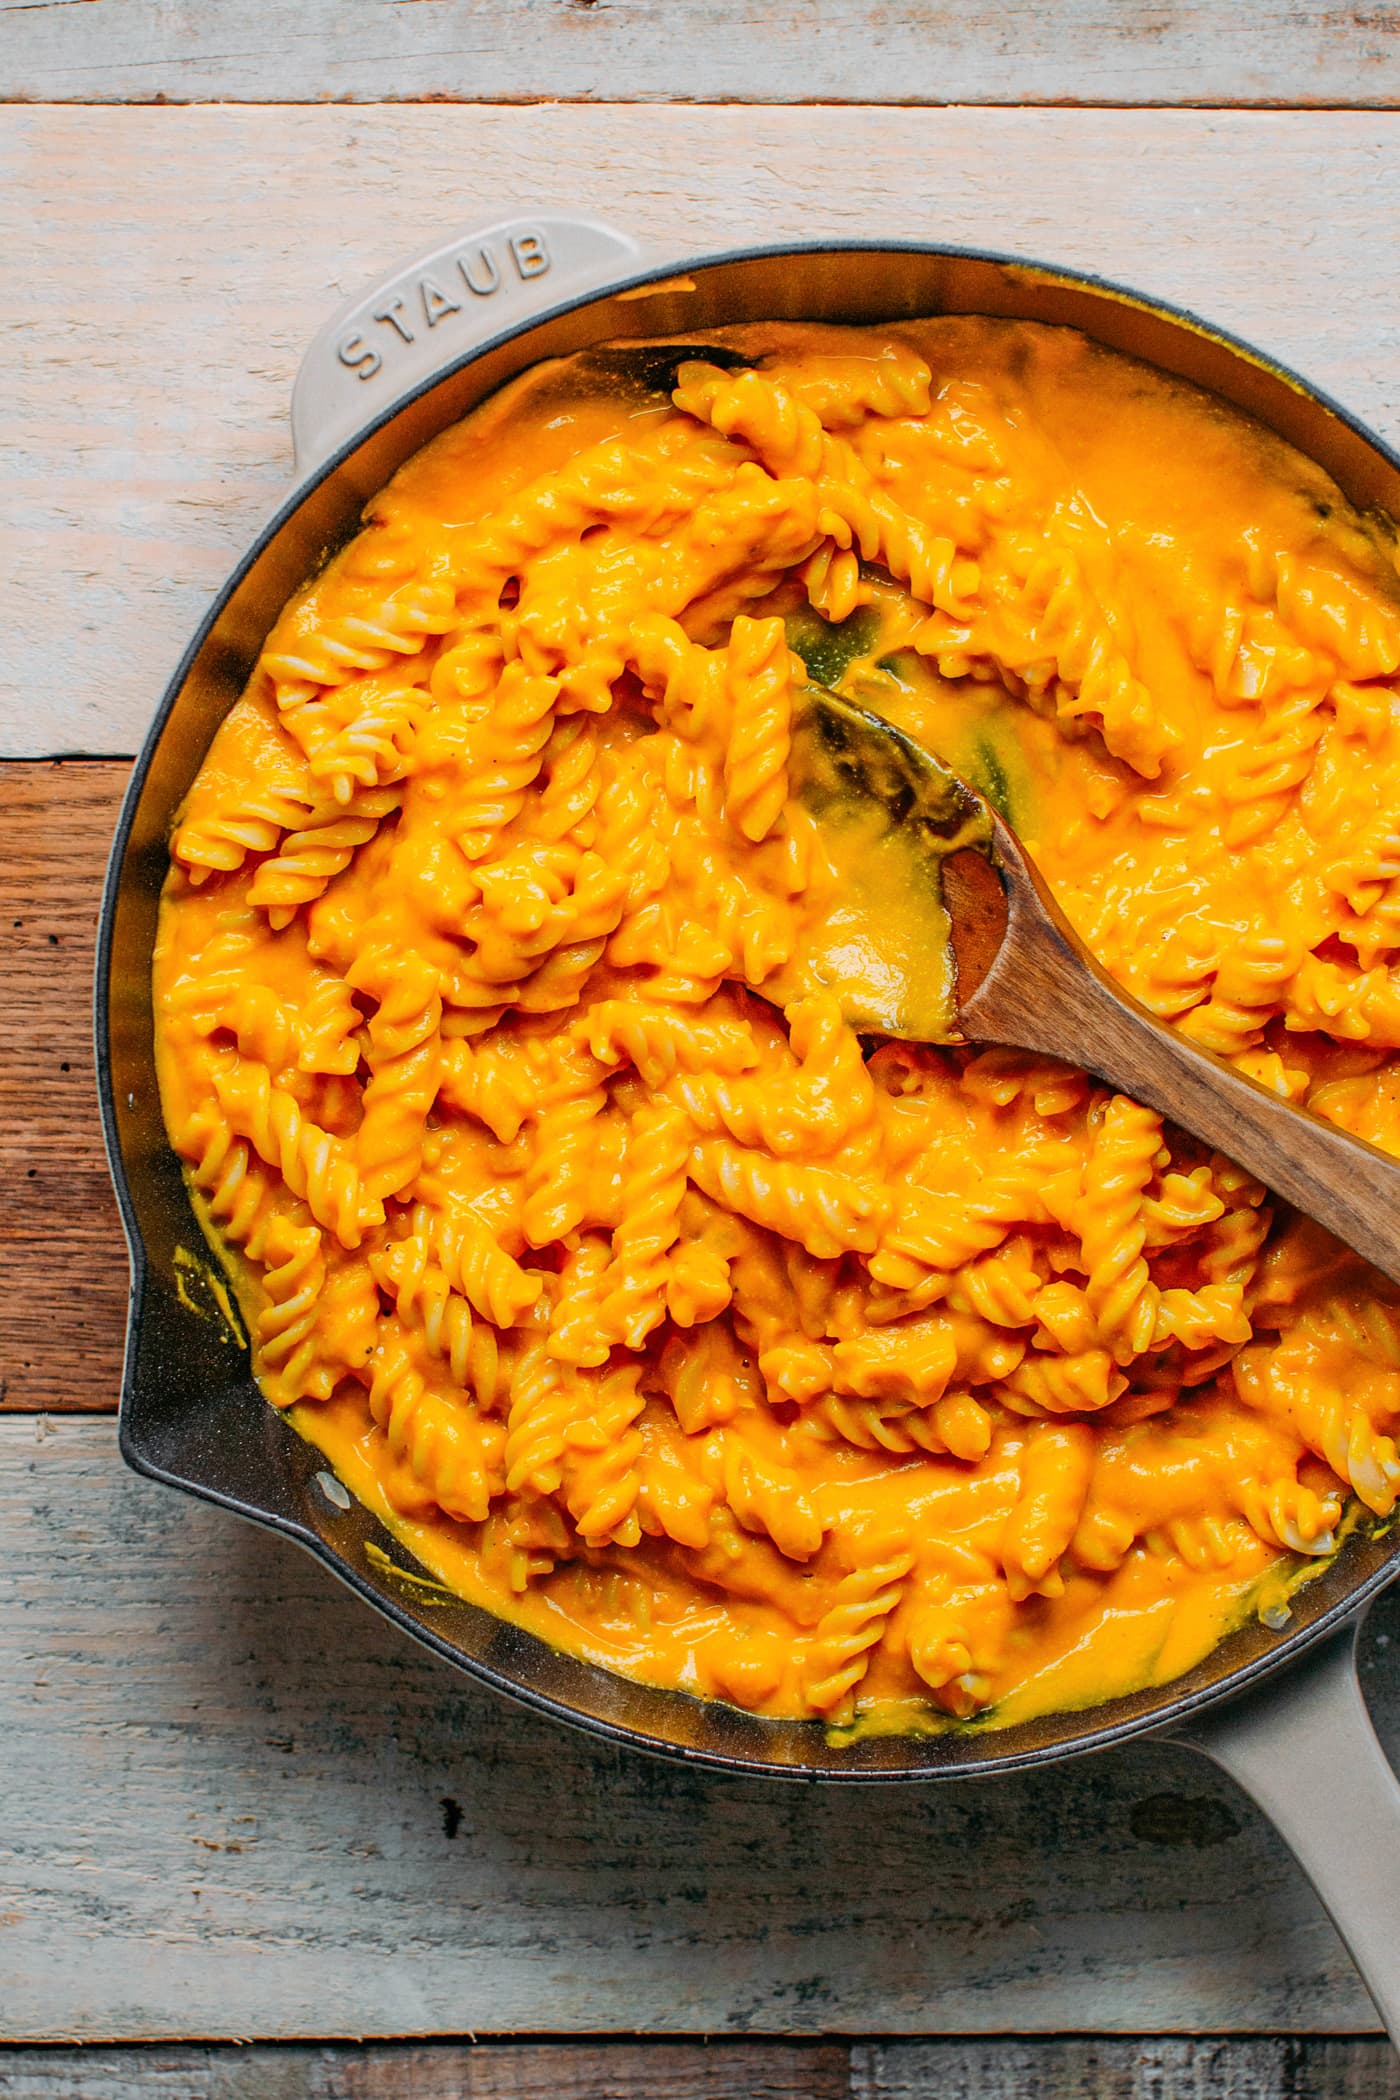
[[153, 318, 1400, 1733]]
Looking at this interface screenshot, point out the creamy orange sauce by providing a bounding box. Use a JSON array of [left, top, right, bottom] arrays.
[[154, 318, 1400, 1733]]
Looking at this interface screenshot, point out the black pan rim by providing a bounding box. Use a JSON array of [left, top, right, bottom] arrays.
[[96, 231, 1400, 1782]]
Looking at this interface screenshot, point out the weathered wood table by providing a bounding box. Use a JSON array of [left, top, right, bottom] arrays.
[[8, 11, 1400, 2093]]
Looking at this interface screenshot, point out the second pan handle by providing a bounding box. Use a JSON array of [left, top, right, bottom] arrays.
[[1171, 1611, 1400, 2046], [289, 213, 668, 479]]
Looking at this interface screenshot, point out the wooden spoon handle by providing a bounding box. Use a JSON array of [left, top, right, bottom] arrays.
[[960, 826, 1400, 1287]]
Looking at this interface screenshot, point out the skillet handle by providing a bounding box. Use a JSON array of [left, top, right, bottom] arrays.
[[289, 213, 671, 479], [1171, 1612, 1400, 2044]]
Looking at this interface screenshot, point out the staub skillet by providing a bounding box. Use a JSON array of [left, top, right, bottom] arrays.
[[99, 214, 1400, 2037]]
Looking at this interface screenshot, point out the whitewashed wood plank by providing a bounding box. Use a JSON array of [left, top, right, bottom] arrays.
[[854, 2038, 1400, 2099], [0, 2038, 1398, 2099], [5, 0, 1399, 108], [6, 107, 1400, 759], [1, 1415, 1398, 2042], [0, 2040, 848, 2097]]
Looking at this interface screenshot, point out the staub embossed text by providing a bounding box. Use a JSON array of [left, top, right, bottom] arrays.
[[337, 231, 552, 380]]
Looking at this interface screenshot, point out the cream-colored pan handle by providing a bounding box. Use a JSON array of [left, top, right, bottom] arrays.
[[289, 213, 669, 478], [1172, 1612, 1400, 2046]]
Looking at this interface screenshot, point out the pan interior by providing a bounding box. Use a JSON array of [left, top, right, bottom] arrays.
[[102, 242, 1400, 1779]]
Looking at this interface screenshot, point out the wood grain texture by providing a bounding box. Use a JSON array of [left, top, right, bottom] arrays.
[[8, 107, 1400, 757], [859, 2038, 1400, 2099], [0, 760, 130, 1411], [3, 1416, 1400, 2041], [0, 2036, 1398, 2099], [5, 0, 1400, 108]]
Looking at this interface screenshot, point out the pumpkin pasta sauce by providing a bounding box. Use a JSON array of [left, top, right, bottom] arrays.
[[155, 316, 1400, 1733], [292, 1379, 1322, 1727]]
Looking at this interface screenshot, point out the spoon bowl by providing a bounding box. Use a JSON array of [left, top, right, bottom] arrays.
[[772, 683, 994, 1040]]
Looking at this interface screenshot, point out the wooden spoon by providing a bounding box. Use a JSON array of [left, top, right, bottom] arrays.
[[772, 682, 1400, 1285]]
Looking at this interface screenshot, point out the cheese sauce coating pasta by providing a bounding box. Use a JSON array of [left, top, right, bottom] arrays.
[[154, 318, 1400, 1732]]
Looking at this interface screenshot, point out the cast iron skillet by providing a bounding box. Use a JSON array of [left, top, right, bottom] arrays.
[[97, 215, 1400, 2039]]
